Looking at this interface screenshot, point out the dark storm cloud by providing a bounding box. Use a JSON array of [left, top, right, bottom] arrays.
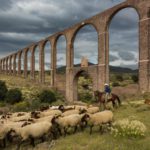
[[118, 51, 136, 61], [0, 0, 139, 69], [109, 54, 118, 62], [0, 0, 13, 11]]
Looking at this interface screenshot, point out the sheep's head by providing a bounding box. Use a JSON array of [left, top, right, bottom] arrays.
[[80, 114, 90, 129], [31, 111, 40, 119], [79, 108, 87, 114], [7, 129, 21, 142], [58, 105, 65, 112]]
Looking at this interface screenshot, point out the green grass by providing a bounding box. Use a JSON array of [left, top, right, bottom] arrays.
[[0, 74, 149, 150]]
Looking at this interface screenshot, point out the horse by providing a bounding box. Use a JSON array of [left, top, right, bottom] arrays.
[[94, 90, 121, 109]]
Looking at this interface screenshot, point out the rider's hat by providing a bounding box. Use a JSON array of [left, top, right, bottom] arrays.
[[104, 83, 108, 86]]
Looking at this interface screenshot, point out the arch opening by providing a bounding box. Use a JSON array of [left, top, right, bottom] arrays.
[[73, 25, 98, 67], [56, 35, 66, 92], [73, 70, 93, 102], [108, 7, 139, 94], [27, 50, 31, 78], [44, 41, 51, 85], [34, 46, 40, 82]]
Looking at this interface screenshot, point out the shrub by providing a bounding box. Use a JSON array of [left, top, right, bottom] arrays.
[[111, 119, 147, 138], [39, 89, 56, 104], [131, 75, 138, 83], [78, 91, 93, 103], [115, 75, 124, 82], [112, 82, 120, 87], [6, 88, 22, 104], [13, 101, 30, 112], [29, 99, 41, 111], [142, 92, 150, 100], [0, 80, 8, 101]]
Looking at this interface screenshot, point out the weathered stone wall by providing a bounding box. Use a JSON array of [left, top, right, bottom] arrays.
[[0, 0, 149, 101]]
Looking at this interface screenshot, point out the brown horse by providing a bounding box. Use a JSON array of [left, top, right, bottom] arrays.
[[94, 90, 121, 108]]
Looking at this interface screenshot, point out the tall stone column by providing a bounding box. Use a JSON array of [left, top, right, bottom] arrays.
[[39, 42, 45, 83], [18, 52, 22, 76], [30, 46, 35, 80], [97, 30, 108, 91], [51, 39, 56, 87], [24, 50, 28, 78], [13, 55, 17, 75], [66, 37, 74, 102], [139, 17, 150, 92]]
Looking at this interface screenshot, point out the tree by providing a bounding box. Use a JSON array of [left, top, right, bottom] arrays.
[[0, 80, 8, 101]]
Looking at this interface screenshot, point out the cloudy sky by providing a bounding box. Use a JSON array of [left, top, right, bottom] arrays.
[[0, 0, 139, 70]]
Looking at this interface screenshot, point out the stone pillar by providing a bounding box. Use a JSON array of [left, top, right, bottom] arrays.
[[51, 39, 56, 87], [30, 46, 35, 80], [139, 17, 150, 92], [24, 50, 28, 78], [9, 56, 12, 75], [39, 42, 45, 83], [66, 37, 74, 102], [13, 54, 17, 75], [18, 52, 22, 76], [97, 31, 108, 91]]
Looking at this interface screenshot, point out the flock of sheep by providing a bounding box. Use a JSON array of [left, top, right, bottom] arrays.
[[0, 104, 113, 149]]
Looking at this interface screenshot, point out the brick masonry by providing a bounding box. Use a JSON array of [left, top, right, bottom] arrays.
[[0, 0, 149, 101]]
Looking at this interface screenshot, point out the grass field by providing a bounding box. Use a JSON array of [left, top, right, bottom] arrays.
[[0, 74, 149, 150]]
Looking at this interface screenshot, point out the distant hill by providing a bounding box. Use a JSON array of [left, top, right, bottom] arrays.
[[56, 63, 138, 74]]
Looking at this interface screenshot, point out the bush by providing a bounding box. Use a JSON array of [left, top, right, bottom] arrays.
[[111, 119, 147, 138], [39, 89, 56, 104], [78, 91, 93, 103], [13, 101, 30, 112], [115, 75, 124, 82], [112, 82, 120, 87], [131, 75, 138, 83], [0, 80, 8, 101], [6, 88, 22, 104]]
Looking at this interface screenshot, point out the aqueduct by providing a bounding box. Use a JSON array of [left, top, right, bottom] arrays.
[[0, 0, 150, 101]]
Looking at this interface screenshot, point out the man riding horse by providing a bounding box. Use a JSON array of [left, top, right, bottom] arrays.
[[104, 83, 111, 103]]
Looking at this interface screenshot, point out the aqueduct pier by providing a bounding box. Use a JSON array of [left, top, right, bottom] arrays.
[[0, 0, 150, 101]]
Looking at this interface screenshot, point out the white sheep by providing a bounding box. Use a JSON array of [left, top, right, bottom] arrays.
[[39, 109, 62, 117], [10, 121, 54, 149], [87, 110, 113, 134], [61, 109, 80, 117], [86, 106, 100, 114], [52, 114, 89, 136], [0, 121, 26, 148], [9, 113, 31, 122]]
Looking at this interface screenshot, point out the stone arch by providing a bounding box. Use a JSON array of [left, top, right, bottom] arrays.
[[33, 45, 40, 82], [54, 34, 67, 93], [26, 48, 31, 78], [71, 23, 99, 44], [12, 53, 17, 75], [9, 55, 13, 74], [43, 40, 51, 84], [73, 66, 98, 101], [73, 24, 98, 66], [104, 3, 142, 85], [105, 5, 141, 31]]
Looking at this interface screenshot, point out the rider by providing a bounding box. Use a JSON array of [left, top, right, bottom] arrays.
[[104, 83, 111, 103]]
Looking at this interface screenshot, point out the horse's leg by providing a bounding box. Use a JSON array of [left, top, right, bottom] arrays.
[[90, 125, 93, 134], [73, 126, 77, 133], [117, 96, 121, 106], [112, 100, 116, 108]]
